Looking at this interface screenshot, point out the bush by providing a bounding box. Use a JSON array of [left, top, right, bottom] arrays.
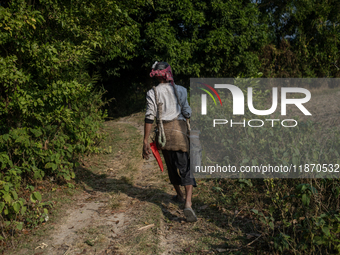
[[0, 0, 125, 238]]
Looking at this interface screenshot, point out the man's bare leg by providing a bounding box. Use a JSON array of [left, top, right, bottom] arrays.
[[173, 184, 185, 202], [183, 185, 197, 222], [184, 185, 193, 208]]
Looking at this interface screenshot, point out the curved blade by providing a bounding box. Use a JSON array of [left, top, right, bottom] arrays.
[[150, 141, 164, 172]]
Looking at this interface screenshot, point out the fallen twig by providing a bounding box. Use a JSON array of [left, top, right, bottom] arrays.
[[138, 223, 155, 231], [246, 234, 263, 246], [35, 243, 48, 249]]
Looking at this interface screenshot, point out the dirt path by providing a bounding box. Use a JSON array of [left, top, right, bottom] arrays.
[[12, 114, 215, 255]]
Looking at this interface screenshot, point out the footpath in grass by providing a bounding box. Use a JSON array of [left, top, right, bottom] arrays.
[[3, 87, 340, 255], [4, 112, 268, 255]]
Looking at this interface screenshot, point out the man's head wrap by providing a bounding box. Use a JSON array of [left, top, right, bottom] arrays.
[[149, 61, 174, 86]]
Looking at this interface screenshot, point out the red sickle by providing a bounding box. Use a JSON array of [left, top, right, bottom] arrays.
[[150, 141, 164, 172]]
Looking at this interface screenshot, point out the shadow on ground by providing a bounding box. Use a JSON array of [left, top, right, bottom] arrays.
[[74, 165, 261, 253]]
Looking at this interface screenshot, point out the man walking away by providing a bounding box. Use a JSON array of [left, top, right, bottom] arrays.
[[142, 61, 197, 222]]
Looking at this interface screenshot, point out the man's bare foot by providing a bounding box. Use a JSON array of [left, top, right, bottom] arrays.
[[172, 195, 185, 203], [184, 207, 197, 222]]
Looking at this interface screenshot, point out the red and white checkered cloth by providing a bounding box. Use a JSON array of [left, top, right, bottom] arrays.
[[149, 65, 174, 86]]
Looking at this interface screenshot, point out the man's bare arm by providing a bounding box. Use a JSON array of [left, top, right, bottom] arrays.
[[142, 123, 153, 159]]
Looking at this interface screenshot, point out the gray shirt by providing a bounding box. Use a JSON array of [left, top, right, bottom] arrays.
[[145, 83, 191, 121]]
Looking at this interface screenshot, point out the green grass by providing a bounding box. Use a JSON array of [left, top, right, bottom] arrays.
[[119, 203, 162, 255]]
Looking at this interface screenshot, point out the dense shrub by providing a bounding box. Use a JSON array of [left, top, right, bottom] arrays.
[[0, 0, 138, 237]]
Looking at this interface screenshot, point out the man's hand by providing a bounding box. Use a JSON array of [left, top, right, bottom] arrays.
[[143, 122, 153, 159], [142, 141, 152, 159]]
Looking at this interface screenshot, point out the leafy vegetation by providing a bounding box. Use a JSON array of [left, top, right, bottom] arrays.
[[258, 0, 340, 78], [97, 0, 340, 115], [1, 0, 339, 253], [0, 0, 138, 240]]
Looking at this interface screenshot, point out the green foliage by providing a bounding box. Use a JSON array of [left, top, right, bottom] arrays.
[[258, 0, 340, 78], [0, 0, 141, 237], [247, 178, 340, 253], [29, 0, 337, 116], [140, 0, 267, 77], [1, 0, 339, 249], [97, 0, 269, 116], [99, 0, 340, 116]]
